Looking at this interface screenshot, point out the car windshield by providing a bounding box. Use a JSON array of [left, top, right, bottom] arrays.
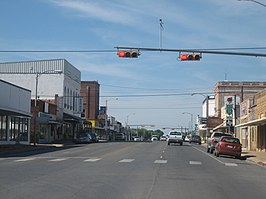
[[170, 132, 181, 135], [214, 133, 231, 137], [221, 137, 240, 144]]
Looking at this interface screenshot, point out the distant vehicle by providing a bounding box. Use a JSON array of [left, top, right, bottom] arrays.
[[214, 136, 242, 159], [167, 131, 183, 146], [115, 133, 126, 141], [207, 132, 233, 154], [189, 135, 201, 145], [134, 137, 141, 141], [151, 136, 158, 141], [160, 135, 167, 141], [184, 135, 191, 142], [89, 132, 99, 143], [76, 132, 92, 144]]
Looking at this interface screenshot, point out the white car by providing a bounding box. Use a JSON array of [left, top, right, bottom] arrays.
[[160, 135, 167, 141], [151, 136, 158, 141], [133, 137, 141, 141]]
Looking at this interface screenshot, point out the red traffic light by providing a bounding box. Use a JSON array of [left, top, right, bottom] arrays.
[[180, 53, 201, 61], [117, 50, 139, 58]]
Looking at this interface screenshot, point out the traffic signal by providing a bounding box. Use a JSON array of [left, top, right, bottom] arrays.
[[179, 53, 201, 61], [117, 50, 139, 58]]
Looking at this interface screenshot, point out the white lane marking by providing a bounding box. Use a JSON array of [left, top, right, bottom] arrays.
[[15, 158, 36, 162], [119, 159, 135, 163], [49, 158, 67, 162], [189, 161, 202, 165], [154, 160, 167, 164], [192, 146, 225, 164], [84, 158, 101, 162], [225, 163, 238, 167]]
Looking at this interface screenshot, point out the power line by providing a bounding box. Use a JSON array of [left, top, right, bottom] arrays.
[[0, 50, 116, 53]]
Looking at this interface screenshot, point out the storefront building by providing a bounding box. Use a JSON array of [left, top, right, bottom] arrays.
[[0, 80, 31, 145]]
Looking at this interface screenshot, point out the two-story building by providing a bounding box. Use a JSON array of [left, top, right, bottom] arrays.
[[0, 59, 82, 143]]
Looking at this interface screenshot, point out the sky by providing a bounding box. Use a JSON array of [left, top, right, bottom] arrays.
[[0, 0, 266, 131]]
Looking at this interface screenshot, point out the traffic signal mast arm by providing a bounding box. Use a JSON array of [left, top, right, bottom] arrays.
[[115, 46, 266, 58]]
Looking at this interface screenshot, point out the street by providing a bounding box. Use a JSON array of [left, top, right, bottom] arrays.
[[0, 141, 265, 199]]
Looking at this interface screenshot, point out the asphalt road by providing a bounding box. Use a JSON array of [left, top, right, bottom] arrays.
[[0, 141, 265, 199]]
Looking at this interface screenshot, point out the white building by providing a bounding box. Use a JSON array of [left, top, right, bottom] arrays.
[[0, 59, 82, 143], [0, 79, 31, 145]]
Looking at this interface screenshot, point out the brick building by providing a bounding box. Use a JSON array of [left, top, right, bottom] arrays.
[[80, 81, 100, 126]]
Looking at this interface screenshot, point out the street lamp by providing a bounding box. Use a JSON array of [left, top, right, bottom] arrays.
[[33, 69, 63, 145], [182, 112, 193, 132], [237, 0, 266, 7], [191, 93, 209, 118], [126, 113, 135, 141]]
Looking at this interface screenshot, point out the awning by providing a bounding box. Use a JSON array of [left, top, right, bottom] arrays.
[[235, 117, 266, 128], [63, 113, 82, 123], [213, 121, 227, 131]]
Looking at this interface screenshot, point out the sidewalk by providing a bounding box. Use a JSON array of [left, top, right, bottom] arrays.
[[242, 149, 266, 167], [0, 142, 76, 158]]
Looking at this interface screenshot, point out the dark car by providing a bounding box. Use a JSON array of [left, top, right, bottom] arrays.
[[89, 132, 99, 143], [76, 132, 92, 144], [189, 135, 201, 145], [214, 136, 242, 159]]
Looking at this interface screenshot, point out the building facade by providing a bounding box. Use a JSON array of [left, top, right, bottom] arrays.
[[236, 89, 266, 151], [214, 81, 266, 118], [0, 59, 82, 143], [0, 80, 31, 145], [80, 81, 100, 126]]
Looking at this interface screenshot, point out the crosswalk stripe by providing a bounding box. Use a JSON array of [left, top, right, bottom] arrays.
[[154, 160, 167, 164], [189, 161, 202, 165], [14, 158, 36, 162], [48, 158, 67, 162], [119, 159, 135, 163], [84, 158, 101, 162], [225, 163, 238, 166]]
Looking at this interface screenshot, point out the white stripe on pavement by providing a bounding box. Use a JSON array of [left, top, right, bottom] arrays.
[[15, 158, 36, 162], [49, 158, 67, 162], [189, 161, 202, 165], [154, 160, 168, 164], [84, 158, 101, 162], [119, 159, 135, 163], [225, 163, 238, 167]]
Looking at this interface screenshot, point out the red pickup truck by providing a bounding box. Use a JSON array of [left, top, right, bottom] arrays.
[[207, 132, 233, 154]]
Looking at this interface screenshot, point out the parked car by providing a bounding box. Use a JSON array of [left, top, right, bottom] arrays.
[[89, 133, 99, 143], [76, 132, 92, 144], [207, 132, 233, 154], [214, 136, 242, 159], [115, 133, 126, 141], [189, 135, 201, 145], [134, 137, 141, 141]]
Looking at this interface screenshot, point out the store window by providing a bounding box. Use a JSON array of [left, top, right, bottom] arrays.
[[0, 116, 7, 141]]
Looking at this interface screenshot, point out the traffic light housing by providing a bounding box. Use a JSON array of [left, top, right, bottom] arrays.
[[179, 53, 201, 61], [117, 50, 139, 58]]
